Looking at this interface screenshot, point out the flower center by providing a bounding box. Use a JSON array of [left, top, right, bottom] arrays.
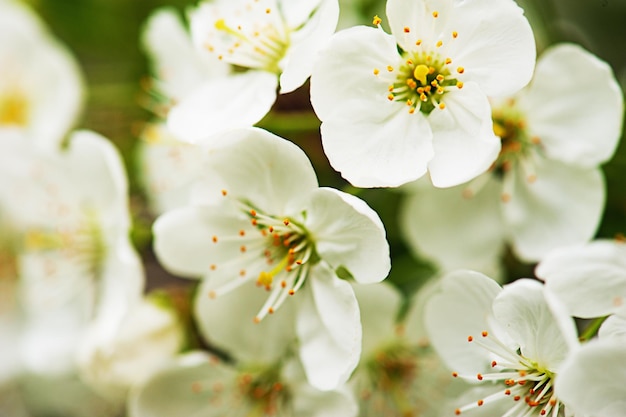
[[0, 90, 29, 126], [491, 99, 541, 179], [373, 12, 464, 115], [207, 194, 318, 322], [385, 52, 460, 115], [203, 0, 290, 73], [452, 331, 563, 416], [22, 208, 106, 279], [237, 367, 291, 416]]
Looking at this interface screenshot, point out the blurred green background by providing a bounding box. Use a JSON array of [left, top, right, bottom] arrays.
[[24, 0, 626, 289]]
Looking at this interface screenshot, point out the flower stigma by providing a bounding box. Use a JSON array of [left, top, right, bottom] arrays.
[[453, 330, 563, 417], [0, 90, 29, 126]]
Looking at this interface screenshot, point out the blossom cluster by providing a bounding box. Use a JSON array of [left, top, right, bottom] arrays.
[[1, 0, 625, 416]]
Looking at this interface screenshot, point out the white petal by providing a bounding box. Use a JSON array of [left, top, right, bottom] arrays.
[[556, 339, 626, 417], [519, 43, 623, 167], [297, 264, 361, 390], [493, 279, 574, 371], [129, 353, 236, 417], [320, 105, 434, 187], [310, 25, 399, 122], [504, 158, 605, 262], [424, 270, 502, 375], [400, 175, 506, 275], [386, 0, 454, 51], [279, 0, 339, 93], [447, 0, 536, 96], [305, 188, 390, 284], [153, 206, 249, 278], [194, 279, 296, 365], [292, 383, 358, 417], [137, 123, 204, 215], [279, 0, 324, 28], [599, 306, 626, 340], [427, 83, 501, 187], [141, 7, 228, 101], [536, 240, 626, 318], [352, 282, 402, 357], [167, 72, 277, 144], [197, 127, 319, 215]]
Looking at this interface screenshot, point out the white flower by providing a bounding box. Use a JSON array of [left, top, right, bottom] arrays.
[[77, 295, 184, 401], [536, 239, 626, 318], [130, 278, 358, 417], [401, 43, 624, 265], [153, 127, 390, 390], [0, 0, 83, 149], [424, 271, 579, 416], [0, 130, 143, 378], [310, 0, 535, 188], [351, 281, 468, 417], [167, 0, 339, 143]]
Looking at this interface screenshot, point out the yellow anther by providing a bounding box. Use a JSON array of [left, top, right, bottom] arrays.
[[415, 39, 422, 46], [406, 59, 414, 66], [457, 66, 465, 74], [445, 57, 452, 64], [452, 31, 458, 38], [436, 40, 443, 47], [428, 67, 435, 74], [408, 107, 415, 114], [456, 81, 464, 89], [417, 87, 424, 94], [387, 94, 394, 101], [406, 99, 413, 106], [388, 85, 394, 92], [439, 102, 446, 110], [372, 15, 382, 25], [432, 11, 439, 18], [373, 68, 380, 75], [436, 74, 444, 82], [413, 64, 430, 85], [265, 8, 271, 13], [387, 65, 394, 72], [431, 80, 439, 87], [404, 26, 410, 33], [420, 93, 428, 102], [437, 87, 444, 94]]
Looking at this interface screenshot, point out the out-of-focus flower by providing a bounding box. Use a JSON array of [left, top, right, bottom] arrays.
[[350, 282, 467, 417], [78, 294, 184, 402], [153, 127, 390, 390], [138, 8, 221, 214], [166, 0, 339, 143], [136, 123, 204, 215], [424, 270, 579, 416], [130, 278, 358, 417], [0, 131, 144, 414], [0, 0, 83, 149], [536, 238, 626, 318], [401, 44, 624, 267], [310, 0, 535, 188]]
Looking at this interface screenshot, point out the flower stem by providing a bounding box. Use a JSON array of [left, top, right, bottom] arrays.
[[578, 316, 608, 342]]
